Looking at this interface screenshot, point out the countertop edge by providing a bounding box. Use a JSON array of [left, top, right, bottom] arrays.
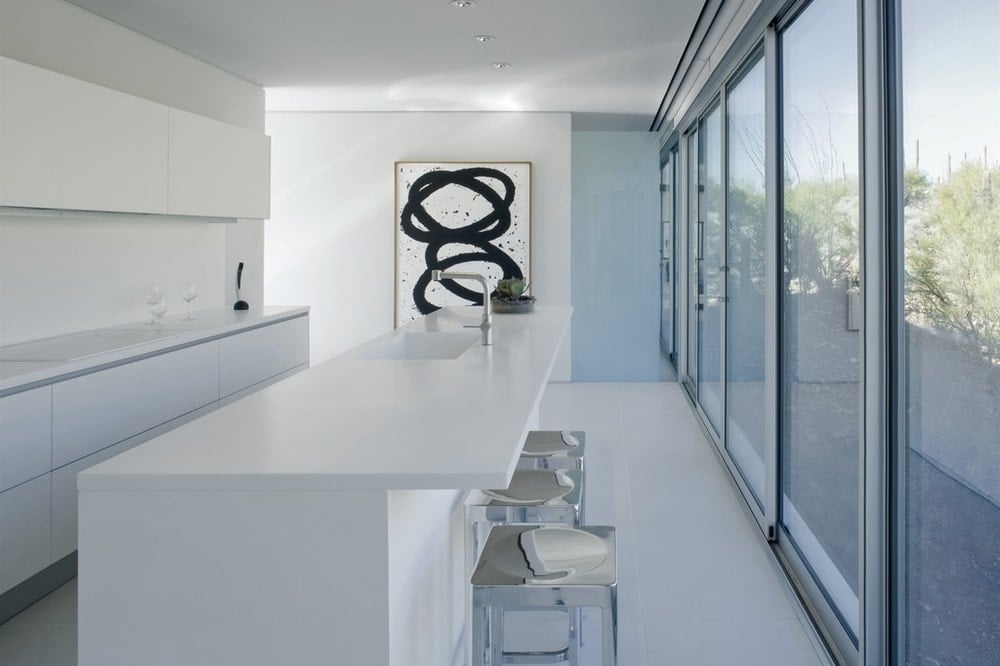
[[77, 470, 514, 492]]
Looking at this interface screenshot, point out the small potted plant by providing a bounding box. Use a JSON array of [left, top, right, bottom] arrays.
[[491, 277, 536, 314]]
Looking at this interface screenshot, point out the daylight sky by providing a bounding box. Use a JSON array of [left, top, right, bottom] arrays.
[[903, 0, 1000, 179]]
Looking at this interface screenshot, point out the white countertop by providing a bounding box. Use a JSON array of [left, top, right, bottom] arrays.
[[0, 306, 309, 395], [78, 305, 571, 492]]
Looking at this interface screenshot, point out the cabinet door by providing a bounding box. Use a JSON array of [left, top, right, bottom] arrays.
[[0, 56, 169, 213], [51, 438, 131, 563], [220, 317, 309, 397], [0, 386, 52, 492], [52, 341, 220, 468], [168, 108, 271, 219], [0, 474, 51, 594]]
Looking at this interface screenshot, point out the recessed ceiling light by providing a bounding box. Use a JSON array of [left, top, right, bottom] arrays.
[[450, 0, 476, 7], [493, 62, 511, 69], [474, 34, 495, 43]]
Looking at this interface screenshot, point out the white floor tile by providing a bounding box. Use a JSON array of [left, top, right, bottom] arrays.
[[541, 382, 829, 666], [648, 619, 823, 666], [0, 624, 76, 666]]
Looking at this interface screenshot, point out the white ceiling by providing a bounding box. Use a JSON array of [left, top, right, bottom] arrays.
[[66, 0, 704, 127]]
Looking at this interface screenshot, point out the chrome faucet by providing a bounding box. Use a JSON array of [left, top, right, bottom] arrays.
[[431, 270, 493, 345]]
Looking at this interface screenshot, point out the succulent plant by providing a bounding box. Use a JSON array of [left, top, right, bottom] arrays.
[[490, 278, 535, 304], [495, 278, 527, 300]]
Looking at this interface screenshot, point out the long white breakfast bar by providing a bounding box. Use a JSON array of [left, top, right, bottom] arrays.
[[77, 305, 572, 666]]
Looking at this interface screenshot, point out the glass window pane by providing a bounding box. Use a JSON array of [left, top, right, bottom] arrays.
[[661, 156, 674, 359], [726, 57, 767, 507], [901, 0, 1000, 661], [687, 131, 700, 383], [699, 105, 724, 433], [779, 0, 861, 638]]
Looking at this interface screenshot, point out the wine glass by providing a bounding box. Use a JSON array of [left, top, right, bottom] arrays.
[[150, 296, 168, 327], [181, 283, 199, 320], [145, 285, 164, 325]]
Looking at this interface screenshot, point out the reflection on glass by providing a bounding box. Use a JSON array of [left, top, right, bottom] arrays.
[[726, 57, 767, 507], [699, 105, 724, 433], [661, 156, 674, 358], [687, 131, 700, 384], [902, 0, 1000, 661], [779, 0, 860, 638]]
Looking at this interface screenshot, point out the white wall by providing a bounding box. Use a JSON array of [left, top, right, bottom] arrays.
[[265, 112, 572, 379], [571, 131, 662, 381], [0, 0, 266, 344]]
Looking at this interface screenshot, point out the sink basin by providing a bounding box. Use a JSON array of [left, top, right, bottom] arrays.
[[358, 331, 479, 360]]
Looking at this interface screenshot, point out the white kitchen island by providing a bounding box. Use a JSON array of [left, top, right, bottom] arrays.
[[77, 305, 571, 666]]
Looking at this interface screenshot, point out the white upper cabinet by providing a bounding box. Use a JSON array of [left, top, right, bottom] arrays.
[[0, 56, 269, 219], [167, 108, 270, 219], [0, 57, 169, 214]]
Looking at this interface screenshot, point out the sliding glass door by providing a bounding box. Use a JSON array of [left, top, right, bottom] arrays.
[[685, 130, 700, 388], [778, 0, 862, 643], [725, 55, 767, 507], [698, 105, 725, 434], [899, 0, 1000, 662], [660, 0, 1000, 660], [660, 150, 678, 365]]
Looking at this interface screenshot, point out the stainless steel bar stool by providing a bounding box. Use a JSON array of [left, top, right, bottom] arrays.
[[517, 431, 586, 472], [467, 468, 585, 574], [471, 525, 617, 666]]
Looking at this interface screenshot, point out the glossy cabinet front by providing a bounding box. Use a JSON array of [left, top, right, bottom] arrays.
[[0, 56, 270, 219], [0, 314, 308, 595], [0, 385, 51, 492], [52, 341, 220, 468]]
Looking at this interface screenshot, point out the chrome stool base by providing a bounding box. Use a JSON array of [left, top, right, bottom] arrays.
[[471, 525, 617, 666]]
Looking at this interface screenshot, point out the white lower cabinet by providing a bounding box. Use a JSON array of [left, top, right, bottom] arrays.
[[50, 401, 217, 561], [51, 439, 135, 562], [1, 313, 308, 601], [0, 474, 51, 594], [220, 317, 309, 397], [52, 341, 220, 468], [0, 385, 52, 492]]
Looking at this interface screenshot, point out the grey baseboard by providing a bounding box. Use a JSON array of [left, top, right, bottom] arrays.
[[0, 552, 77, 624]]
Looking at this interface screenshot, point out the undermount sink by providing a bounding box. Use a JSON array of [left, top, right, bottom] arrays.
[[358, 331, 479, 361]]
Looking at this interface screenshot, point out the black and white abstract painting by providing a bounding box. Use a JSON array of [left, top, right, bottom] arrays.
[[395, 162, 531, 325]]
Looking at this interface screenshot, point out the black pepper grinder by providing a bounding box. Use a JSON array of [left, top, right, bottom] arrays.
[[233, 262, 249, 310]]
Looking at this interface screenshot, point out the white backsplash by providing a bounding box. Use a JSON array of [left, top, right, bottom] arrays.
[[0, 212, 226, 346]]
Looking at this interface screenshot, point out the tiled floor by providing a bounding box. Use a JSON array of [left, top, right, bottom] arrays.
[[538, 382, 829, 666], [0, 382, 829, 665]]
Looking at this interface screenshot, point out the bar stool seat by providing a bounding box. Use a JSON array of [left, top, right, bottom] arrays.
[[467, 468, 584, 571], [482, 468, 579, 506], [471, 525, 617, 665], [521, 431, 582, 457], [517, 431, 585, 472]]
